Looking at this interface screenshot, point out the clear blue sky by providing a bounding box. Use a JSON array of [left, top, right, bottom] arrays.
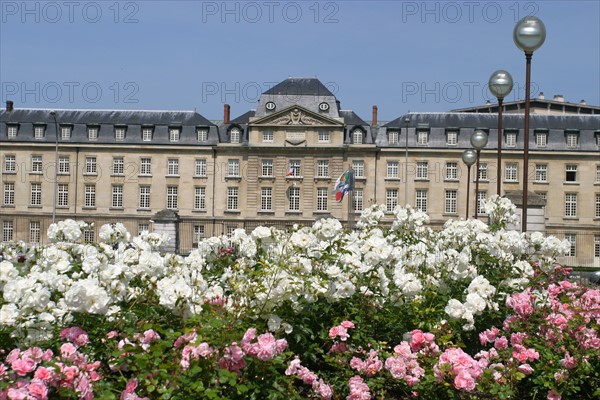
[[1, 0, 599, 121]]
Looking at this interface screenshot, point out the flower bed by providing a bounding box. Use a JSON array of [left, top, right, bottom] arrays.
[[1, 196, 598, 399]]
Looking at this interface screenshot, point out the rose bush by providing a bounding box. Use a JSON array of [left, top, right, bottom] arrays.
[[1, 195, 598, 399]]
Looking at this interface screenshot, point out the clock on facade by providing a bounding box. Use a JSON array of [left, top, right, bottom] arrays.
[[265, 102, 276, 111], [318, 102, 330, 111]]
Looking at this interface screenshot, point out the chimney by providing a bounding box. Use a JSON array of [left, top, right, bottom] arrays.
[[538, 92, 545, 100], [223, 104, 231, 124], [371, 105, 378, 127], [6, 100, 14, 112], [580, 99, 587, 105], [553, 94, 564, 102]]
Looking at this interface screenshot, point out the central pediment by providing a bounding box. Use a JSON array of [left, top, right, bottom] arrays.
[[249, 105, 344, 127]]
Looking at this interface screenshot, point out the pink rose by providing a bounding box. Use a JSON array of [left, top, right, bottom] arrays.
[[11, 358, 36, 376]]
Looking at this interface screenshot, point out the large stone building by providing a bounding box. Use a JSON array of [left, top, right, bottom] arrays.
[[1, 78, 599, 266]]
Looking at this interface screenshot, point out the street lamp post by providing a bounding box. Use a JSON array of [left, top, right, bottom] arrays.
[[488, 70, 514, 196], [470, 130, 488, 219], [403, 114, 411, 206], [461, 150, 477, 220], [514, 16, 546, 232], [50, 111, 59, 224]]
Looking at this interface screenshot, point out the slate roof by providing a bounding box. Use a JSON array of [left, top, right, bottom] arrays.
[[0, 108, 219, 145], [263, 78, 335, 97], [380, 112, 600, 151]]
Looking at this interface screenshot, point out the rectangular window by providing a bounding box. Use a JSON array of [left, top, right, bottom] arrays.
[[115, 127, 126, 141], [263, 130, 273, 142], [262, 160, 274, 177], [61, 126, 71, 140], [388, 131, 399, 145], [288, 187, 300, 211], [353, 129, 363, 144], [565, 233, 576, 257], [167, 159, 179, 176], [566, 133, 578, 148], [535, 164, 547, 182], [194, 187, 206, 210], [7, 125, 17, 138], [477, 191, 487, 215], [31, 156, 42, 173], [288, 160, 301, 177], [595, 235, 600, 258], [138, 224, 149, 235], [538, 191, 547, 216], [595, 193, 600, 218], [227, 187, 238, 210], [416, 189, 427, 212], [139, 186, 151, 209], [194, 225, 205, 243], [387, 161, 399, 178], [112, 185, 123, 208], [261, 187, 273, 211], [140, 158, 151, 175], [228, 159, 240, 177], [83, 228, 95, 243], [417, 130, 429, 145], [4, 182, 15, 205], [58, 184, 68, 207], [197, 128, 208, 142], [445, 190, 458, 214], [416, 161, 428, 180], [169, 127, 180, 142], [34, 125, 45, 139], [30, 183, 41, 206], [353, 188, 363, 211], [478, 162, 488, 181], [167, 186, 178, 210], [195, 159, 207, 177], [229, 128, 240, 143], [317, 188, 328, 211], [565, 164, 577, 182], [505, 163, 518, 182], [87, 126, 98, 141], [58, 156, 70, 174], [4, 155, 16, 173], [2, 221, 13, 242], [446, 131, 458, 145], [565, 193, 577, 217], [84, 185, 95, 208], [85, 157, 97, 174], [505, 132, 517, 147], [352, 160, 365, 178], [446, 162, 458, 180], [535, 132, 547, 147], [386, 189, 398, 212], [596, 165, 600, 183], [318, 130, 329, 143], [29, 221, 41, 244], [142, 127, 153, 142], [113, 157, 124, 175], [317, 160, 329, 177]]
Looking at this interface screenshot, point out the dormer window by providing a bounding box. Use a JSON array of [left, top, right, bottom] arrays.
[[535, 130, 548, 147], [596, 132, 600, 147], [115, 126, 127, 141], [230, 127, 240, 143], [566, 131, 579, 148], [142, 126, 153, 142], [197, 128, 208, 142], [169, 127, 181, 142], [505, 131, 517, 147], [352, 128, 364, 144], [60, 125, 72, 140], [7, 124, 18, 138], [446, 130, 458, 145], [417, 129, 429, 145], [388, 130, 399, 145], [34, 125, 45, 139], [87, 126, 99, 141]]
